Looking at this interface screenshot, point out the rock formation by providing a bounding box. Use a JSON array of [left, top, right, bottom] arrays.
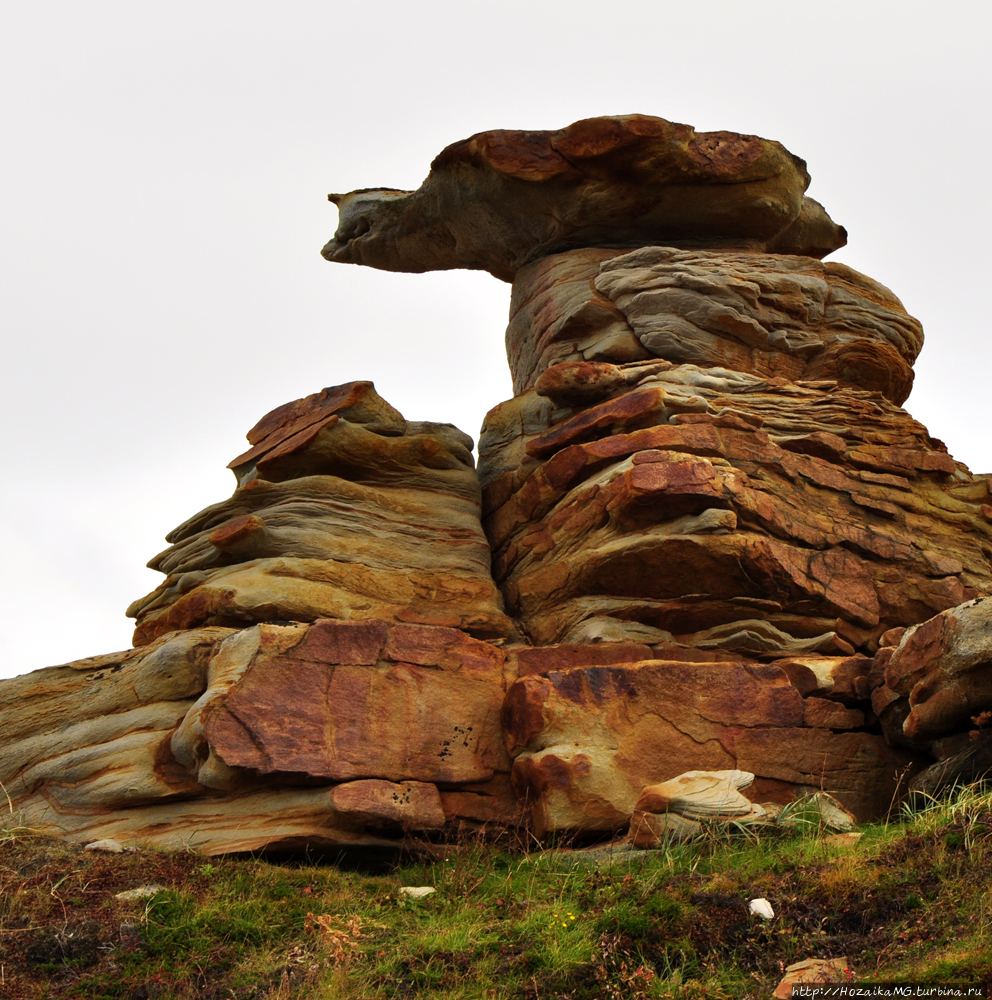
[[4, 114, 992, 854]]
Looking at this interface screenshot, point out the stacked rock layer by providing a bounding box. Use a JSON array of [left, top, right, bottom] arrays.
[[5, 115, 992, 852]]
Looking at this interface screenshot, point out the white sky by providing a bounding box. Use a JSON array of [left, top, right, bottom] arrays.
[[2, 1, 990, 679]]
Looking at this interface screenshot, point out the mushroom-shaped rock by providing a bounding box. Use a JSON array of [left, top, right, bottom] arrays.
[[322, 115, 846, 280]]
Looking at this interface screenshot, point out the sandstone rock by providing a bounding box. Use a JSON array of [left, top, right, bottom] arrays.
[[128, 383, 513, 644], [7, 113, 990, 856], [774, 957, 850, 997], [635, 770, 757, 819], [1, 619, 519, 854], [509, 249, 920, 402], [884, 597, 992, 741], [322, 115, 845, 280], [479, 369, 989, 649], [205, 619, 512, 785], [504, 659, 911, 832]]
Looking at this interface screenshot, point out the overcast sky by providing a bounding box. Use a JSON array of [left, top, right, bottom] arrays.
[[2, 1, 989, 679]]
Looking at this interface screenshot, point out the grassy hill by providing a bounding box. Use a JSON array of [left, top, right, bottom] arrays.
[[2, 787, 991, 999]]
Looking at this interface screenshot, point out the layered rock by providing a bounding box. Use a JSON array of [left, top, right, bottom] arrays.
[[479, 362, 992, 650], [128, 381, 514, 644], [322, 115, 846, 280], [4, 114, 992, 854], [506, 247, 921, 403], [1, 619, 520, 853]]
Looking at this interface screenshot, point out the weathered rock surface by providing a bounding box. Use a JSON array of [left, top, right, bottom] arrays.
[[881, 597, 992, 742], [128, 382, 513, 644], [479, 363, 991, 650], [6, 114, 992, 854], [502, 656, 913, 834], [1, 619, 520, 853], [322, 115, 846, 280], [507, 247, 921, 403]]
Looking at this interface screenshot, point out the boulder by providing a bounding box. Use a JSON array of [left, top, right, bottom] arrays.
[[322, 115, 845, 281], [884, 597, 992, 741], [634, 770, 757, 819]]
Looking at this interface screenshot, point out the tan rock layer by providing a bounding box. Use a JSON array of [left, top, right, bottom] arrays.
[[128, 383, 513, 643]]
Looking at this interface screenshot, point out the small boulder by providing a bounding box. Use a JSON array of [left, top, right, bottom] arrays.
[[398, 886, 436, 900], [114, 885, 167, 901], [774, 957, 851, 997], [635, 770, 758, 820]]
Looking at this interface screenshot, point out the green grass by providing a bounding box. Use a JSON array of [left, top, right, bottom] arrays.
[[2, 788, 991, 999]]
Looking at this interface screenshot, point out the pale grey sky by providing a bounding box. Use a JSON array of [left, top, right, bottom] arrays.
[[2, 1, 990, 678]]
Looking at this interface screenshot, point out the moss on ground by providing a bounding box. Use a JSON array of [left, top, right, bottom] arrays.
[[2, 789, 991, 998]]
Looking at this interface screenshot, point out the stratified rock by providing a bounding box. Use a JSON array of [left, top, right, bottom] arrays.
[[0, 619, 518, 854], [508, 248, 921, 403], [479, 365, 990, 650], [884, 597, 992, 741], [503, 658, 913, 834], [128, 382, 513, 643], [322, 115, 845, 280]]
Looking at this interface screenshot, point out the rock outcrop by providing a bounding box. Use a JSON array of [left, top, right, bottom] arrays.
[[2, 619, 519, 854], [127, 381, 514, 644], [4, 114, 992, 853]]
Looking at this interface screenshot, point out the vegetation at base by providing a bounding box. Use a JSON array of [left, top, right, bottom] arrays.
[[2, 788, 991, 999]]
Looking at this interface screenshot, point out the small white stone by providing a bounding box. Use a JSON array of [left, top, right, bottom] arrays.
[[115, 884, 167, 901], [398, 886, 436, 900], [749, 897, 775, 919], [84, 839, 125, 853]]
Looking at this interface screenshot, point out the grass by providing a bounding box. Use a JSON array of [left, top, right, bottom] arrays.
[[1, 788, 991, 999]]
